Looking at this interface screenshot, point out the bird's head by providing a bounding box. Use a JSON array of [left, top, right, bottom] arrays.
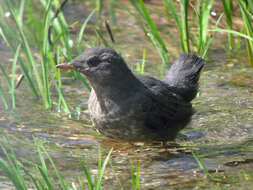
[[56, 47, 129, 82]]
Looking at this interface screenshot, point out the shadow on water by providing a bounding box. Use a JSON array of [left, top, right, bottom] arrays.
[[1, 1, 253, 189]]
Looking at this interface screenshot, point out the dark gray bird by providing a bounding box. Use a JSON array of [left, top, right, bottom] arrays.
[[56, 47, 204, 142]]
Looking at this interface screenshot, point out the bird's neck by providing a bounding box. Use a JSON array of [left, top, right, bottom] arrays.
[[89, 73, 141, 102]]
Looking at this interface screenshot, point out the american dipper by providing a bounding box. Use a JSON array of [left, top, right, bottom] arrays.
[[56, 47, 204, 142]]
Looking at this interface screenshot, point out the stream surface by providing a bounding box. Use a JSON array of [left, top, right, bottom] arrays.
[[1, 1, 253, 189]]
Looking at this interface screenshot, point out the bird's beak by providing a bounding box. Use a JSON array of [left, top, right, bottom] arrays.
[[56, 62, 76, 70]]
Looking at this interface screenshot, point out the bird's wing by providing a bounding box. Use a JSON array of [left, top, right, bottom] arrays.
[[136, 75, 193, 130]]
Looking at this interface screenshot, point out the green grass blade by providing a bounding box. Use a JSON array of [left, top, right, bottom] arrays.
[[198, 0, 205, 53], [36, 146, 54, 190], [248, 0, 253, 13], [209, 29, 253, 42], [135, 160, 140, 190], [180, 0, 190, 53], [78, 177, 85, 190], [77, 9, 97, 54], [202, 13, 224, 58], [130, 162, 136, 190], [0, 6, 19, 42], [130, 160, 141, 190], [39, 0, 72, 60], [96, 147, 102, 189], [11, 44, 21, 109], [96, 28, 111, 48], [0, 64, 11, 89], [238, 1, 253, 40], [96, 148, 113, 190], [22, 165, 42, 190], [44, 2, 55, 104], [198, 0, 214, 54], [237, 0, 253, 66], [246, 38, 253, 67], [0, 82, 9, 109], [146, 33, 168, 65], [10, 4, 46, 103], [96, 0, 103, 19], [141, 48, 146, 74], [163, 0, 171, 21], [47, 50, 71, 114], [0, 22, 39, 99], [82, 159, 94, 190], [37, 165, 54, 190], [41, 0, 53, 109], [191, 148, 209, 175], [41, 145, 68, 190], [0, 138, 28, 190], [221, 0, 233, 50], [168, 0, 185, 52], [138, 0, 168, 53], [129, 0, 145, 18], [0, 157, 27, 190], [17, 0, 25, 27]]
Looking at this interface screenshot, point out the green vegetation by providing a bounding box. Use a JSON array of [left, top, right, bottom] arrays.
[[115, 0, 169, 65], [0, 0, 94, 112], [166, 0, 190, 53], [0, 136, 141, 190], [116, 0, 219, 60], [1, 0, 253, 111], [238, 0, 253, 67], [0, 1, 253, 188], [1, 136, 252, 190], [189, 145, 253, 189], [221, 0, 233, 51]]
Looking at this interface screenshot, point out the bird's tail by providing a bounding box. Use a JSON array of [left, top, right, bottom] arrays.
[[163, 53, 204, 102]]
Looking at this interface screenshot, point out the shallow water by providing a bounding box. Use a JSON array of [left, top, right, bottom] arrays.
[[1, 1, 253, 189]]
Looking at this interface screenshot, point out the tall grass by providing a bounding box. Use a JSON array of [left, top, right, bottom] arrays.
[[0, 44, 21, 110], [0, 136, 140, 190], [0, 0, 95, 112], [114, 0, 168, 65], [0, 0, 62, 109], [167, 0, 217, 57], [221, 0, 233, 50], [115, 0, 217, 61], [210, 0, 253, 67], [166, 0, 190, 53], [238, 0, 253, 67]]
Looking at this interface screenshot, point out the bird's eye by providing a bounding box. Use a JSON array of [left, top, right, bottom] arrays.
[[87, 57, 100, 67]]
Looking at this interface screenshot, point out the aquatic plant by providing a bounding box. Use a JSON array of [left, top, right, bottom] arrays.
[[221, 0, 233, 51], [238, 0, 253, 67], [1, 0, 253, 111], [114, 0, 169, 65], [189, 144, 253, 189], [165, 0, 190, 53], [0, 135, 141, 190], [210, 0, 253, 67], [0, 0, 94, 112], [115, 0, 219, 61]]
